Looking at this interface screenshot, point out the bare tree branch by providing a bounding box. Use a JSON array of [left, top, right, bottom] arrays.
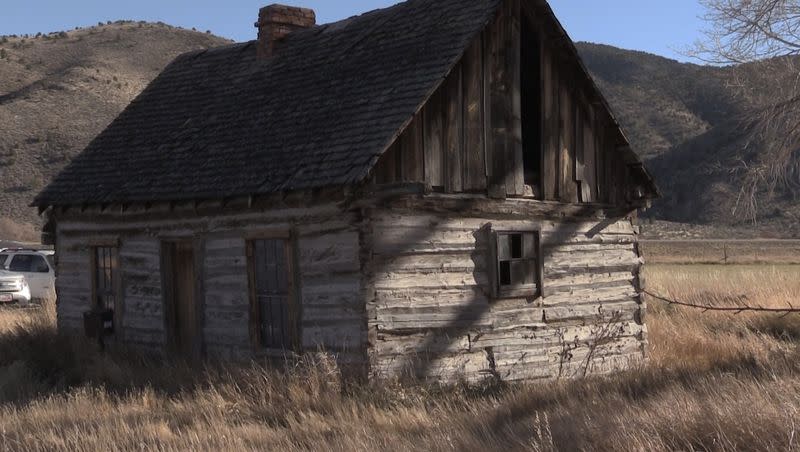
[[688, 0, 800, 223], [643, 289, 800, 315]]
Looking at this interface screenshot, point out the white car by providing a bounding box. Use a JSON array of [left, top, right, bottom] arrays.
[[0, 270, 31, 305], [0, 249, 56, 303]]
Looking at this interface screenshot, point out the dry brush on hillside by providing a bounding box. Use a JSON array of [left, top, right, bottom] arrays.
[[0, 23, 230, 241]]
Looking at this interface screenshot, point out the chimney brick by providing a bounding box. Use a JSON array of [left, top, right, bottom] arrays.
[[256, 4, 316, 59]]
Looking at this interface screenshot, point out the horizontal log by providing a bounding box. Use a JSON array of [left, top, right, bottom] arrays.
[[302, 325, 364, 350], [299, 232, 360, 273], [544, 243, 635, 254], [56, 283, 92, 293], [373, 332, 471, 356], [302, 304, 364, 323], [122, 314, 164, 331], [470, 327, 560, 348], [364, 194, 637, 221], [296, 220, 357, 237], [546, 270, 634, 285], [372, 254, 485, 274], [373, 272, 488, 290], [544, 299, 641, 324], [376, 313, 493, 333], [203, 273, 248, 287], [57, 203, 343, 232], [370, 213, 635, 235], [204, 291, 248, 308], [123, 296, 163, 314], [302, 277, 362, 306], [373, 288, 489, 309], [372, 350, 490, 382]]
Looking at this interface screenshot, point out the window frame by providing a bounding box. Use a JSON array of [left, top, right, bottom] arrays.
[[245, 231, 299, 354], [490, 228, 543, 299]]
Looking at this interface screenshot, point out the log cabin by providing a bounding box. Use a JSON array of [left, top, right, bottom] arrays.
[[34, 0, 659, 383]]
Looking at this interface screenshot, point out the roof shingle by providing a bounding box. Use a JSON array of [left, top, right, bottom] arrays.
[[35, 0, 504, 207]]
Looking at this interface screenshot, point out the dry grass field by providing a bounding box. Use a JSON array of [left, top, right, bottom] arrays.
[[1, 264, 800, 451], [640, 239, 800, 264]]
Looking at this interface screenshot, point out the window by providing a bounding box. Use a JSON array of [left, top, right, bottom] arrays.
[[0, 253, 9, 269], [92, 246, 118, 311], [9, 254, 50, 273], [492, 230, 542, 298], [247, 238, 296, 351]]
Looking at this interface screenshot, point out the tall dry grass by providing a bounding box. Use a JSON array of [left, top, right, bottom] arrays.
[[0, 218, 39, 243], [0, 264, 799, 451]]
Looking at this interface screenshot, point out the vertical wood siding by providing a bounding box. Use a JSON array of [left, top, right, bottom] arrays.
[[371, 0, 631, 205]]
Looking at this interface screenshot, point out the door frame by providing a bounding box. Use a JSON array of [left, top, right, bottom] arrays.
[[160, 238, 205, 362]]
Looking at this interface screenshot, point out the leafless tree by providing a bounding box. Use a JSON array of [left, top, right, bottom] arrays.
[[690, 0, 800, 222]]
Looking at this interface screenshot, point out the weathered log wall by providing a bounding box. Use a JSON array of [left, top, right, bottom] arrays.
[[363, 199, 645, 383], [53, 203, 366, 369]]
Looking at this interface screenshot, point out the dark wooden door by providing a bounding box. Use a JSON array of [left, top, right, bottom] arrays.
[[162, 240, 198, 359]]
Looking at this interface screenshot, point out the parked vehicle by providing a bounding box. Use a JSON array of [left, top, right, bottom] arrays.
[[0, 270, 31, 306], [0, 249, 55, 302]]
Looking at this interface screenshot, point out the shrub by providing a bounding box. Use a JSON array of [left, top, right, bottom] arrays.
[[0, 147, 16, 165]]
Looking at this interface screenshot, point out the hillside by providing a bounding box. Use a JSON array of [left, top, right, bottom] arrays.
[[0, 22, 230, 241], [576, 42, 741, 160], [578, 43, 800, 235]]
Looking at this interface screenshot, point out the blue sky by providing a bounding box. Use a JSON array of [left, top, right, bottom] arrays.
[[1, 1, 706, 62]]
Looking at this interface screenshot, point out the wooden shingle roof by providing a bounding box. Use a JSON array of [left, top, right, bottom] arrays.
[[35, 0, 504, 207], [35, 0, 656, 208]]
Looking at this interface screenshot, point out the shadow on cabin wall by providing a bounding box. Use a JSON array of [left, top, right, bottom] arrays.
[[379, 196, 637, 382]]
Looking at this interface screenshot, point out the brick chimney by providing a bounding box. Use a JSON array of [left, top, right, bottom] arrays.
[[255, 4, 316, 59]]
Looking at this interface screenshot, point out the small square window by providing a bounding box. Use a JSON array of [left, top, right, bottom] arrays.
[[492, 230, 542, 299]]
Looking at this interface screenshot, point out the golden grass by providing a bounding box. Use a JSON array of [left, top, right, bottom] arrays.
[[1, 265, 800, 451], [0, 218, 39, 243], [640, 240, 800, 264]]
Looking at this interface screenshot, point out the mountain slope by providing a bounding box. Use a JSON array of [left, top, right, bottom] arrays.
[[576, 42, 740, 160], [578, 43, 800, 235], [0, 22, 230, 240]]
